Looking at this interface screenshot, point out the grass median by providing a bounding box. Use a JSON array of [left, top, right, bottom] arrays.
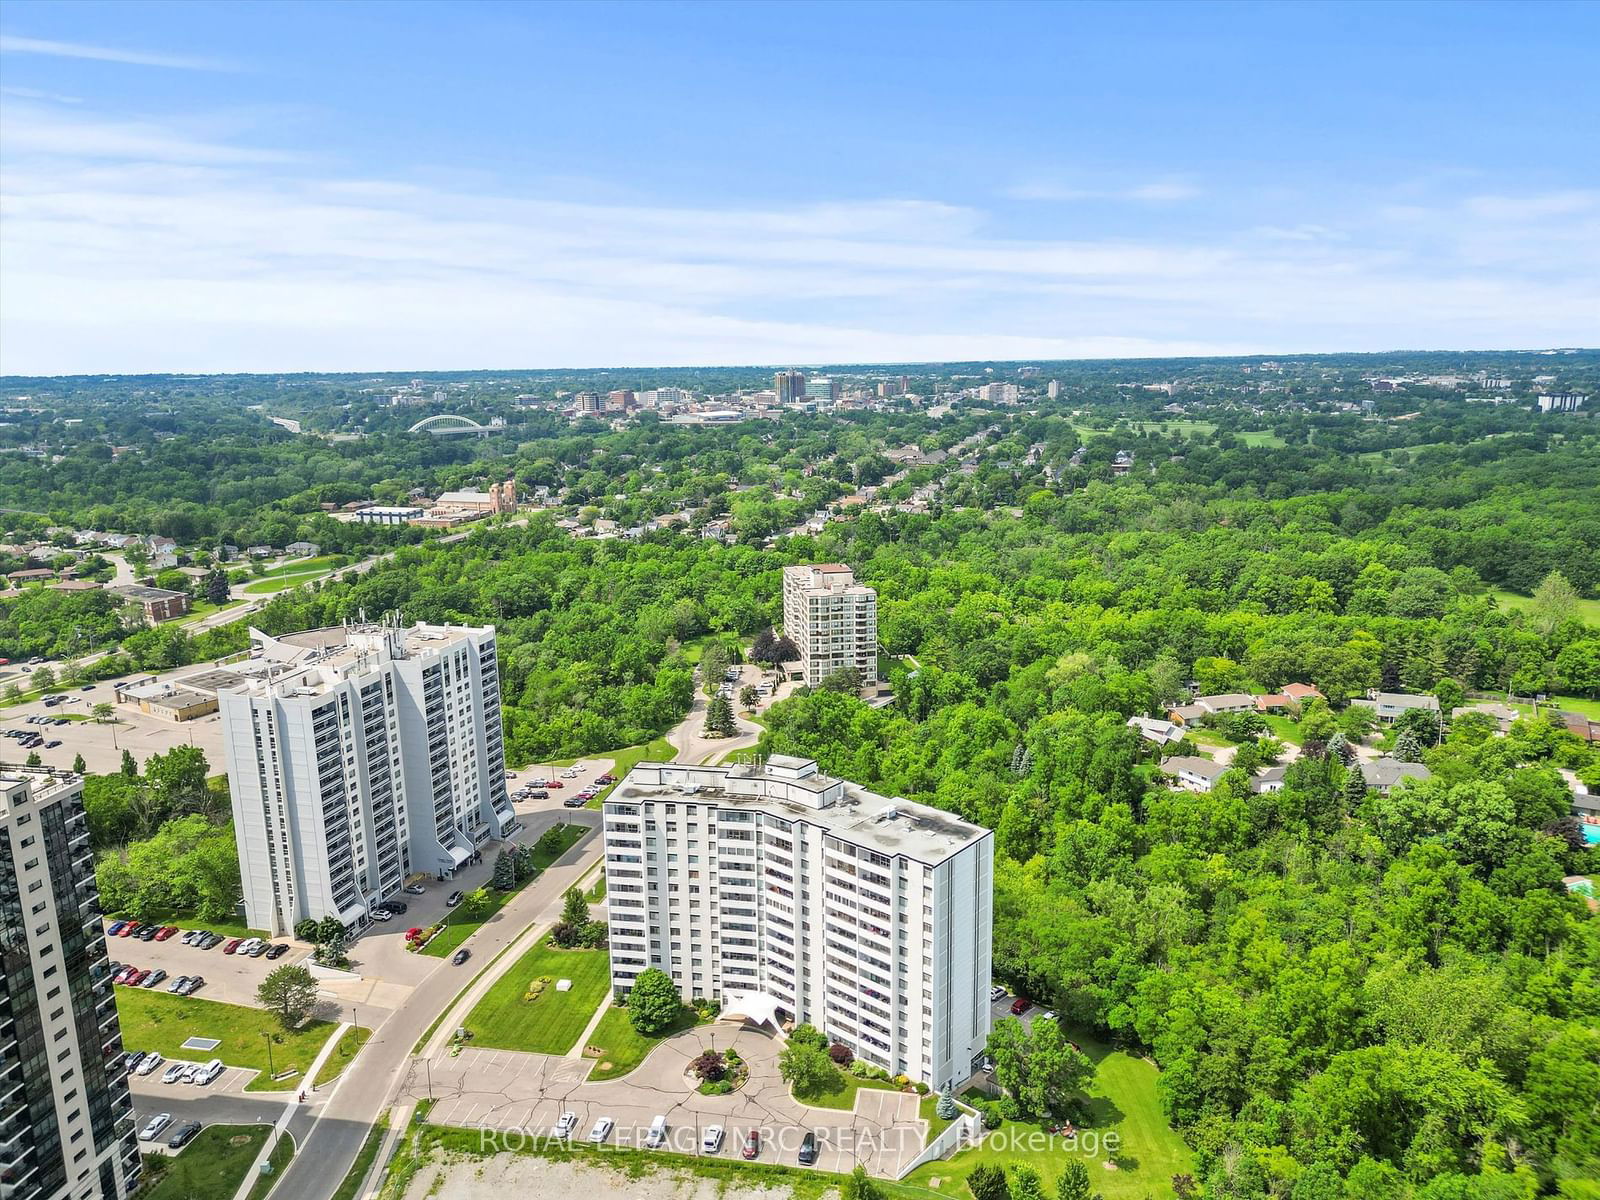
[[244, 1132, 296, 1200], [114, 987, 339, 1091], [143, 1124, 270, 1200], [314, 1024, 372, 1087], [584, 1003, 698, 1080], [463, 941, 610, 1055]]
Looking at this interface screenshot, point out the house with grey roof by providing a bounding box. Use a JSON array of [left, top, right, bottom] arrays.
[[1359, 757, 1432, 793]]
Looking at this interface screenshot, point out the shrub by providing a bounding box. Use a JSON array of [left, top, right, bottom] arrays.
[[915, 1081, 930, 1096], [692, 1050, 726, 1081], [522, 976, 551, 1003], [293, 918, 318, 942], [789, 1023, 827, 1050], [698, 1079, 732, 1096], [828, 1042, 854, 1066], [724, 1049, 741, 1066]]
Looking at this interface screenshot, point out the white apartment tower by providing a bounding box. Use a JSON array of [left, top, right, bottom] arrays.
[[220, 622, 518, 937], [604, 756, 993, 1091], [782, 563, 879, 688], [1, 768, 141, 1200]]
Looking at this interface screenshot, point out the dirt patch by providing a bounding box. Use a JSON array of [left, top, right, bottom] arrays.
[[406, 1153, 831, 1200]]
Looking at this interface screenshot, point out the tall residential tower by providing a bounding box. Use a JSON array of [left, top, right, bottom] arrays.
[[603, 756, 993, 1092], [782, 563, 879, 688], [219, 621, 517, 936], [1, 768, 140, 1200]]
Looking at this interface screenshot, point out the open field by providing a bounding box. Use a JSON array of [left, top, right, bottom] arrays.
[[114, 988, 340, 1089], [901, 1028, 1193, 1200], [1490, 588, 1600, 627], [464, 942, 610, 1055], [144, 1124, 270, 1200], [421, 822, 587, 956]]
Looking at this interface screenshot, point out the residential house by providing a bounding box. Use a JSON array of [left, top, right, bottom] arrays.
[[1282, 683, 1323, 703], [111, 584, 190, 623], [1127, 715, 1185, 746], [1451, 702, 1520, 734], [1194, 693, 1257, 715], [1359, 758, 1432, 794], [7, 567, 55, 585], [1251, 766, 1288, 793], [285, 540, 321, 557], [1162, 755, 1229, 792], [1256, 692, 1293, 712], [1358, 692, 1440, 723], [1168, 703, 1208, 725], [247, 544, 276, 558]]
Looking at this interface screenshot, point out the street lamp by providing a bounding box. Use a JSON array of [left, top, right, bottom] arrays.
[[263, 1032, 276, 1078]]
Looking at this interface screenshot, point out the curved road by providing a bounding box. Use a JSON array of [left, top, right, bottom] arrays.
[[269, 809, 602, 1200]]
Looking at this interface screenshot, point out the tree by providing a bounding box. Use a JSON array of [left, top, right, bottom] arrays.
[[968, 1164, 1009, 1200], [937, 1084, 957, 1120], [293, 918, 318, 942], [1343, 764, 1369, 808], [458, 888, 492, 920], [313, 930, 348, 969], [205, 570, 230, 606], [778, 1040, 839, 1097], [739, 684, 759, 710], [819, 667, 861, 693], [491, 849, 515, 890], [3, 682, 20, 702], [841, 1166, 880, 1200], [72, 753, 86, 774], [257, 963, 318, 1027], [1009, 1166, 1048, 1200], [987, 1016, 1094, 1118], [560, 885, 590, 927], [25, 751, 41, 767], [691, 1049, 726, 1081], [788, 1022, 828, 1050], [626, 967, 682, 1035], [1528, 570, 1580, 638], [315, 915, 346, 944], [1054, 1161, 1098, 1200], [1324, 731, 1353, 765], [700, 643, 730, 696], [1393, 729, 1424, 763], [31, 665, 55, 690], [120, 749, 138, 778], [704, 695, 736, 737]]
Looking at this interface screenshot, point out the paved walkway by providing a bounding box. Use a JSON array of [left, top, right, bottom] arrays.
[[408, 1024, 929, 1177], [227, 1022, 352, 1200]]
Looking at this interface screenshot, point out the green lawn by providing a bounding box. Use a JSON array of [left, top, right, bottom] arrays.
[[242, 571, 333, 595], [902, 1030, 1193, 1200], [113, 988, 340, 1090], [1491, 588, 1600, 627], [792, 1064, 903, 1111], [585, 1003, 698, 1080], [1505, 694, 1600, 720], [144, 1124, 270, 1200], [314, 1025, 372, 1087], [1261, 714, 1304, 745], [587, 736, 676, 807], [421, 823, 589, 956], [106, 910, 265, 941], [245, 1131, 296, 1200], [463, 941, 611, 1055]]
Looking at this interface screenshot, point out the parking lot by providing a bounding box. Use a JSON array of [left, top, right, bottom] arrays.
[[105, 923, 309, 1007], [1, 681, 229, 775]]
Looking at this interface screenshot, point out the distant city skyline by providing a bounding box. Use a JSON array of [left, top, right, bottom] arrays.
[[2, 0, 1597, 375]]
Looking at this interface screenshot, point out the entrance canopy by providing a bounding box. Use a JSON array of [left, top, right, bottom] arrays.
[[720, 990, 783, 1030]]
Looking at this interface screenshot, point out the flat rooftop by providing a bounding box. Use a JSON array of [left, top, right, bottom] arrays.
[[611, 759, 988, 866], [220, 622, 490, 699]]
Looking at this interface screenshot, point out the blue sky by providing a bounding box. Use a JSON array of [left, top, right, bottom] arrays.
[[2, 0, 1597, 374]]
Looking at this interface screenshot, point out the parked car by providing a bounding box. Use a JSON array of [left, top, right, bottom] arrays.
[[237, 937, 262, 955], [154, 925, 178, 941], [1038, 1009, 1057, 1023], [138, 1052, 165, 1075], [1010, 995, 1032, 1015], [562, 797, 586, 808], [202, 933, 224, 949], [702, 1125, 724, 1153], [742, 1130, 760, 1159], [168, 976, 190, 993], [139, 1113, 172, 1141], [645, 1115, 668, 1148], [142, 968, 168, 989], [222, 938, 242, 954], [162, 1063, 186, 1085], [446, 891, 463, 907], [246, 941, 269, 957], [380, 900, 407, 915], [403, 884, 426, 895], [369, 909, 393, 922], [44, 739, 61, 749], [179, 1064, 199, 1083], [528, 790, 548, 799], [107, 920, 127, 937], [989, 984, 1006, 1001], [194, 1058, 224, 1086], [129, 969, 150, 987], [551, 1112, 578, 1139], [180, 930, 200, 945], [596, 773, 616, 785], [137, 926, 158, 941], [181, 976, 205, 995], [545, 780, 563, 789], [588, 1117, 614, 1144], [118, 923, 140, 938], [167, 1121, 202, 1149], [265, 944, 289, 959], [125, 1051, 146, 1074], [451, 948, 470, 965], [798, 1131, 818, 1165]]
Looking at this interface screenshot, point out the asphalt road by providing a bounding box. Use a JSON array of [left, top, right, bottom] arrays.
[[269, 808, 602, 1200]]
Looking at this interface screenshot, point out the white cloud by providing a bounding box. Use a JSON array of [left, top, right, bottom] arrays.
[[0, 34, 235, 72], [1004, 178, 1201, 203], [2, 104, 1596, 374]]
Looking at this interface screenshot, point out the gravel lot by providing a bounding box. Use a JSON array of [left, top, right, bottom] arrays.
[[409, 1154, 828, 1200]]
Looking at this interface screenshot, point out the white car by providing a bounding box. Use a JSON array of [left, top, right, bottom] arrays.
[[1038, 1009, 1057, 1024], [702, 1125, 724, 1153], [551, 1111, 578, 1139], [162, 1063, 186, 1084], [989, 985, 1006, 1001], [139, 1113, 172, 1141], [589, 1116, 614, 1144], [369, 909, 393, 922], [138, 1052, 164, 1076]]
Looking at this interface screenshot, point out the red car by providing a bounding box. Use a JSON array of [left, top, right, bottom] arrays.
[[154, 926, 178, 941], [1010, 996, 1032, 1015], [742, 1130, 760, 1160], [222, 938, 242, 954], [118, 923, 140, 938], [114, 966, 138, 984], [596, 774, 616, 785], [546, 780, 563, 789], [129, 969, 150, 987]]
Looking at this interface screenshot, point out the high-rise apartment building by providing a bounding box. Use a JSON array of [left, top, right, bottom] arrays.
[[1, 768, 140, 1200], [782, 563, 878, 688], [774, 371, 806, 405], [573, 391, 601, 414], [603, 756, 992, 1091], [220, 621, 517, 937]]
